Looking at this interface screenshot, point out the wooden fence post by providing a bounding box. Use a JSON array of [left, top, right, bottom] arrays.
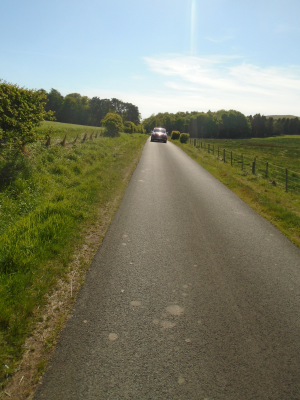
[[61, 133, 67, 147], [252, 160, 256, 174]]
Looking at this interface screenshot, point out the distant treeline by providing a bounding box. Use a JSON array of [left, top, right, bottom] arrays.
[[44, 89, 141, 126], [143, 110, 300, 139], [249, 114, 300, 137]]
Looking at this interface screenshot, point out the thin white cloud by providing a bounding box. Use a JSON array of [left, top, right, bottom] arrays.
[[144, 54, 300, 101], [205, 36, 234, 43]]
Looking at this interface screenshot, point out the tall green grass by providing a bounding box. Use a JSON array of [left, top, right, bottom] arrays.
[[0, 127, 147, 385]]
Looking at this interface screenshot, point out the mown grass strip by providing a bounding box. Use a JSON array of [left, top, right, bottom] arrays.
[[172, 138, 300, 248], [0, 129, 147, 388]]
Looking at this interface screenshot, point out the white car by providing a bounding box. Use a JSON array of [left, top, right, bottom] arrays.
[[151, 127, 167, 143]]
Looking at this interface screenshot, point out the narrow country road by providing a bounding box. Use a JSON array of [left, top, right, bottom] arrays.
[[35, 139, 300, 399]]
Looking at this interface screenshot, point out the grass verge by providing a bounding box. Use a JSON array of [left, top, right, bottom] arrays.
[[171, 138, 300, 248], [0, 127, 147, 393]]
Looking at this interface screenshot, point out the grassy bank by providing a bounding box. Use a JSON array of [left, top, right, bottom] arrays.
[[172, 136, 300, 248], [0, 123, 147, 387]]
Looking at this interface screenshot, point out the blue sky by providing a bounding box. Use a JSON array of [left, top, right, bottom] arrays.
[[1, 0, 300, 119]]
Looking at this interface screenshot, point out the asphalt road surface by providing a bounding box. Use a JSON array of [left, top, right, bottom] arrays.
[[35, 139, 300, 399]]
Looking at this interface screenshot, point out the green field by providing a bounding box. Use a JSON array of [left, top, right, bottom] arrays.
[[37, 121, 103, 141], [173, 135, 300, 249], [0, 122, 148, 388], [198, 135, 300, 170], [187, 136, 300, 191]]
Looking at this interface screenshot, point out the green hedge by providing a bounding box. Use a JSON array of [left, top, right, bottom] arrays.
[[124, 121, 137, 134], [171, 131, 180, 140], [101, 113, 123, 137], [180, 133, 190, 143], [0, 80, 54, 152]]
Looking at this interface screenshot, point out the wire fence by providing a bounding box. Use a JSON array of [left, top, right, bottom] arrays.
[[189, 138, 300, 193], [44, 129, 103, 147]]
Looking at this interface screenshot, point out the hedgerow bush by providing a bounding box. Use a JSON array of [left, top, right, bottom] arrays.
[[124, 121, 136, 134], [0, 80, 54, 153], [180, 133, 190, 143], [171, 131, 180, 140], [101, 113, 123, 137], [136, 124, 146, 134]]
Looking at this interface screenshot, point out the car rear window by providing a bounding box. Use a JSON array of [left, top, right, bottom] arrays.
[[154, 128, 166, 133]]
